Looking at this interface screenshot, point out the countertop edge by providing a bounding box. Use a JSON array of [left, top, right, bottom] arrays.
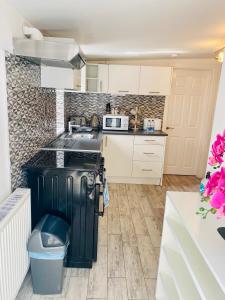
[[102, 130, 168, 136]]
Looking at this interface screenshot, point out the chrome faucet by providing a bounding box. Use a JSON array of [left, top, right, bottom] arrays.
[[68, 121, 80, 134]]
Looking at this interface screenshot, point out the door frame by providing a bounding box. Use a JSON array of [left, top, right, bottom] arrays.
[[163, 67, 219, 178]]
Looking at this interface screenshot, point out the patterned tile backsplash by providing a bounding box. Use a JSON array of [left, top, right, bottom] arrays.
[[6, 54, 57, 190], [64, 92, 165, 130]]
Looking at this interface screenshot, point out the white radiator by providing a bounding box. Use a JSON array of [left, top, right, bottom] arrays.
[[0, 188, 31, 300]]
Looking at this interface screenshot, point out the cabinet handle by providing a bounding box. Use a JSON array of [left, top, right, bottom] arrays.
[[100, 80, 103, 92], [144, 140, 156, 142], [142, 169, 152, 171], [118, 90, 129, 93], [149, 91, 160, 94], [105, 136, 108, 147], [143, 152, 155, 155]]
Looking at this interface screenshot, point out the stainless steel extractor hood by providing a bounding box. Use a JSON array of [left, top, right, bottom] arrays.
[[13, 36, 86, 69]]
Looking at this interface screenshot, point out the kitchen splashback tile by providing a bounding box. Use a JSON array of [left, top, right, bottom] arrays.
[[64, 92, 165, 129], [6, 53, 57, 190]]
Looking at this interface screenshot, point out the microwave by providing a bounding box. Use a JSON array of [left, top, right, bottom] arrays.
[[103, 115, 129, 131]]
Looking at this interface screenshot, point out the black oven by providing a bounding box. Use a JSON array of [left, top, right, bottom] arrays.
[[23, 151, 105, 268]]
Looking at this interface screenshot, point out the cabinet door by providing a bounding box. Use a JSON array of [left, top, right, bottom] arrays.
[[103, 135, 134, 177], [139, 66, 172, 95], [98, 64, 108, 93], [108, 65, 140, 95], [41, 66, 74, 89]]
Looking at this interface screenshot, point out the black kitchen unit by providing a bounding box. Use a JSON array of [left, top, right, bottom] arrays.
[[22, 150, 105, 268]]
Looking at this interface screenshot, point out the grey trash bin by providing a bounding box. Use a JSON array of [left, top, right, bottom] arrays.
[[28, 214, 70, 295]]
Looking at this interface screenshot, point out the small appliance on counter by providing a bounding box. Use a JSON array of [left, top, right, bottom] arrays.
[[90, 114, 100, 129], [144, 118, 162, 131], [105, 103, 111, 114], [103, 115, 129, 131]]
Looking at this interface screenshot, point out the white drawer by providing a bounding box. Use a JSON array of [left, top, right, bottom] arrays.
[[133, 145, 163, 162], [132, 161, 162, 178], [134, 136, 165, 145]]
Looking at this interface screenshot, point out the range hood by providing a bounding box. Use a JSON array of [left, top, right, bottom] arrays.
[[13, 29, 85, 69]]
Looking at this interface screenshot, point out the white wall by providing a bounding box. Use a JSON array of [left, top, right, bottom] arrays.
[[0, 0, 29, 202], [210, 50, 225, 141], [0, 50, 11, 202], [0, 0, 30, 52]]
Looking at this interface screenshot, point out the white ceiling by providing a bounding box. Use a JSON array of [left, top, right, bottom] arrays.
[[7, 0, 225, 59]]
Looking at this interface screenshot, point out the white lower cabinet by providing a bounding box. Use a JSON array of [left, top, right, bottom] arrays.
[[133, 144, 164, 161], [132, 161, 162, 178], [103, 135, 134, 177], [103, 134, 166, 184]]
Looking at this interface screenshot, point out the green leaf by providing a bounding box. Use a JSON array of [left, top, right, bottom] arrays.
[[210, 208, 217, 214]]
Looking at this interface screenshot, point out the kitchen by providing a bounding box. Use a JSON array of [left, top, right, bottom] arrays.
[[1, 1, 225, 300]]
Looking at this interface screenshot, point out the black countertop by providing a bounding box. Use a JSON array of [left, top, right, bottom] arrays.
[[22, 150, 101, 171], [102, 129, 168, 136], [41, 131, 103, 153], [41, 129, 167, 153]]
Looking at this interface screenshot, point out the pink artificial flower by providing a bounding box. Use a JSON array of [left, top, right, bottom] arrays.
[[208, 156, 218, 166], [209, 168, 225, 218], [210, 191, 225, 218], [216, 206, 225, 219], [204, 170, 221, 197], [216, 167, 225, 193], [211, 133, 225, 164]]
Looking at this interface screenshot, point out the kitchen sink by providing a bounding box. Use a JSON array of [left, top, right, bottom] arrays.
[[63, 133, 95, 140]]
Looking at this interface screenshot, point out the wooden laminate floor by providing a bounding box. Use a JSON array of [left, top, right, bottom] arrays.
[[16, 175, 200, 300]]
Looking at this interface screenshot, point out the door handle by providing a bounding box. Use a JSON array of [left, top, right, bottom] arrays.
[[166, 126, 175, 130]]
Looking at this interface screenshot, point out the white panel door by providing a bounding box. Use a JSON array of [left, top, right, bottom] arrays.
[[139, 66, 172, 95], [98, 64, 108, 93], [164, 69, 210, 175], [103, 135, 134, 177], [108, 65, 140, 94]]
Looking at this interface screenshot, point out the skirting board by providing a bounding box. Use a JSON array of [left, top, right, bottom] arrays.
[[106, 176, 161, 185]]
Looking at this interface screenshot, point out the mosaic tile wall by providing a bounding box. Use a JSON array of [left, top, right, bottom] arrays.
[[56, 89, 65, 135], [64, 92, 165, 130], [6, 54, 57, 190]]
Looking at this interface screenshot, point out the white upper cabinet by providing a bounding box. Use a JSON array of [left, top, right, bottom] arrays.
[[41, 66, 74, 89], [139, 66, 172, 95], [98, 64, 109, 93], [108, 64, 140, 95], [81, 64, 108, 93]]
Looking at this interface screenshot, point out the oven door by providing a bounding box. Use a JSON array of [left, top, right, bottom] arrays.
[[104, 116, 122, 130]]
